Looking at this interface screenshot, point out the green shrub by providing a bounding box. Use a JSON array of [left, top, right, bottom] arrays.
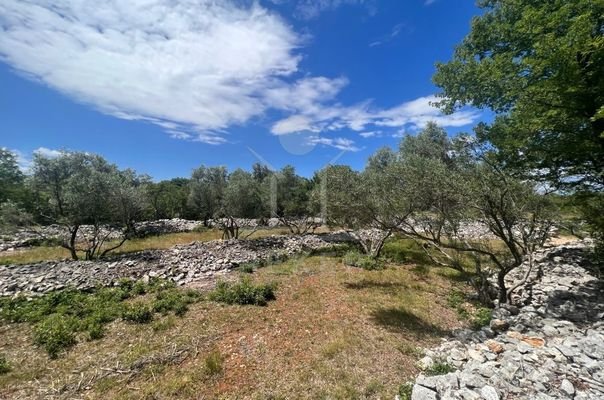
[[239, 263, 255, 274], [33, 314, 78, 358], [425, 361, 455, 376], [470, 308, 492, 330], [122, 303, 154, 323], [0, 354, 10, 374], [397, 383, 413, 400], [152, 288, 200, 316], [208, 277, 276, 306], [342, 251, 383, 270]]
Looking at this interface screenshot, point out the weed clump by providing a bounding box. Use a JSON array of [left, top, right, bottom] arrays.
[[209, 277, 276, 306], [0, 354, 11, 374], [203, 350, 224, 376], [342, 251, 383, 270], [470, 307, 492, 330], [425, 361, 456, 376], [397, 383, 413, 400]]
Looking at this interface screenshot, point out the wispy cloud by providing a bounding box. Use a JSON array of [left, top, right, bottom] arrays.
[[307, 136, 360, 151], [369, 23, 407, 47], [424, 0, 437, 6], [270, 95, 480, 135]]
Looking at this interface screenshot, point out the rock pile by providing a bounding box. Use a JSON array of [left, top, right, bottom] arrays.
[[410, 240, 603, 400], [0, 219, 206, 252], [0, 233, 343, 297]]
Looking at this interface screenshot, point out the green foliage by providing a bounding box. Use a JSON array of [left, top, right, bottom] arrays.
[[397, 383, 413, 400], [31, 151, 150, 260], [425, 361, 456, 376], [122, 303, 154, 323], [342, 251, 384, 270], [0, 354, 11, 375], [0, 279, 199, 358], [239, 263, 255, 274], [208, 277, 276, 306], [152, 288, 201, 316], [433, 0, 604, 189], [470, 308, 492, 330], [33, 314, 78, 359]]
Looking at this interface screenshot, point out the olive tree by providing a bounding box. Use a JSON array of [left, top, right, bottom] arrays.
[[188, 166, 227, 225], [387, 126, 557, 305], [32, 151, 149, 260], [219, 169, 264, 239], [274, 165, 318, 235]]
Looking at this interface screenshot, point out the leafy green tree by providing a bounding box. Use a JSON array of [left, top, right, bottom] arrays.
[[32, 151, 148, 260], [188, 166, 227, 224], [0, 149, 24, 204], [433, 0, 604, 189], [219, 169, 264, 239], [147, 178, 191, 219], [275, 165, 317, 234]]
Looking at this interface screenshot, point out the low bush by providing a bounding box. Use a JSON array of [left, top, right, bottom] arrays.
[[425, 361, 456, 376], [152, 288, 201, 316], [33, 314, 78, 359], [208, 277, 276, 306], [122, 303, 154, 323], [342, 251, 383, 270], [238, 263, 255, 274], [470, 307, 492, 330], [0, 354, 10, 374], [0, 279, 200, 358]]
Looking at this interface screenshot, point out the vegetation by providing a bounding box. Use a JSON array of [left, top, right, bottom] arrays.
[[0, 279, 202, 358], [425, 361, 456, 376], [0, 354, 11, 375], [0, 254, 464, 399], [208, 277, 276, 306], [434, 0, 604, 252], [343, 251, 384, 270]]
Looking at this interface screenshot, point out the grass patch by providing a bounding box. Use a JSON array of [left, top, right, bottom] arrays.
[[446, 288, 492, 330], [425, 361, 456, 376], [152, 315, 177, 332], [0, 354, 11, 374], [208, 277, 276, 306], [342, 251, 383, 270], [203, 350, 224, 376], [0, 279, 201, 358]]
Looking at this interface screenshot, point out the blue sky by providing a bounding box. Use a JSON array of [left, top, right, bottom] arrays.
[[0, 0, 484, 180]]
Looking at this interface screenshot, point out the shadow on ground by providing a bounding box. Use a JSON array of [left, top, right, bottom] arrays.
[[370, 307, 449, 337]]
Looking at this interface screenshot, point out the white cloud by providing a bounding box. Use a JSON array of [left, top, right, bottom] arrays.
[[359, 130, 382, 138], [271, 95, 480, 136], [33, 147, 62, 158], [307, 136, 360, 151], [0, 0, 312, 144]]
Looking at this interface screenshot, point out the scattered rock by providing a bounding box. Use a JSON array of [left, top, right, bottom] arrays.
[[490, 319, 510, 332]]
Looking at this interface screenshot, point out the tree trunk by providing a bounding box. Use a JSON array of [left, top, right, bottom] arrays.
[[497, 270, 508, 304], [67, 225, 79, 260]]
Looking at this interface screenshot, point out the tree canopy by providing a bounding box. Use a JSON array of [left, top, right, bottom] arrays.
[[433, 0, 604, 189]]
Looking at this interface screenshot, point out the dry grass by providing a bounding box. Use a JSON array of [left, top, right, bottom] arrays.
[[0, 254, 463, 399], [0, 227, 296, 265]]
